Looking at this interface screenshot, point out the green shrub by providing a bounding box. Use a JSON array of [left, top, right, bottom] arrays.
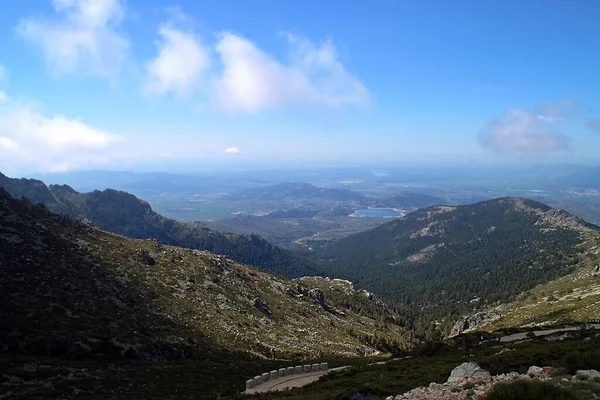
[[484, 380, 577, 400], [561, 350, 600, 374]]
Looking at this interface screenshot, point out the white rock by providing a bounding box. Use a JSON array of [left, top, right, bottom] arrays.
[[527, 366, 544, 377], [447, 362, 491, 383], [575, 369, 600, 380]]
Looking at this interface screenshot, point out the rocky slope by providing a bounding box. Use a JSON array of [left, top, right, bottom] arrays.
[[0, 171, 319, 278], [386, 362, 600, 400], [320, 197, 600, 327], [0, 188, 412, 361]]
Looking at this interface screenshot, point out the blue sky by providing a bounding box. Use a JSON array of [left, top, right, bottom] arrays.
[[0, 0, 599, 174]]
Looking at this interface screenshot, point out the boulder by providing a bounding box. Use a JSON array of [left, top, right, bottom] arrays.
[[575, 369, 600, 381], [450, 310, 501, 337], [136, 249, 156, 266], [527, 366, 544, 377], [447, 362, 491, 383]]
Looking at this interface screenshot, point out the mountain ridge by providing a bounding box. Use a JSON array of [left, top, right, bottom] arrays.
[[318, 196, 599, 329], [0, 172, 318, 278]]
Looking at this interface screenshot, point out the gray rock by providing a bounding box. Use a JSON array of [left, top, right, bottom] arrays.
[[575, 369, 600, 381], [447, 362, 491, 383], [136, 249, 156, 266], [527, 366, 544, 377], [308, 288, 326, 308], [253, 298, 272, 317], [450, 310, 501, 337]]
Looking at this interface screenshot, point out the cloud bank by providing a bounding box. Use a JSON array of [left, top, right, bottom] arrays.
[[0, 92, 121, 172], [478, 108, 570, 154], [144, 25, 210, 98], [143, 25, 369, 112], [17, 0, 128, 78]]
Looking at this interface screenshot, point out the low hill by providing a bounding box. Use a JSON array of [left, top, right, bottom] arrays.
[[319, 197, 600, 328], [0, 172, 317, 278], [0, 188, 413, 362], [228, 182, 367, 202]]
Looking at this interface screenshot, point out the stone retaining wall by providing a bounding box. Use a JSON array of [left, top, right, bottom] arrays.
[[246, 362, 328, 389]]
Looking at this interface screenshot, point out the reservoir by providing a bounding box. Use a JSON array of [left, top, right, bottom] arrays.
[[351, 208, 403, 218]]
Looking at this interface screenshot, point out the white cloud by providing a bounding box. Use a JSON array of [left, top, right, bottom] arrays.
[[224, 147, 240, 154], [0, 137, 19, 151], [478, 109, 569, 154], [213, 32, 369, 112], [0, 91, 7, 104], [144, 26, 210, 97], [17, 0, 128, 78], [143, 24, 369, 112], [0, 92, 121, 172], [537, 115, 564, 122]]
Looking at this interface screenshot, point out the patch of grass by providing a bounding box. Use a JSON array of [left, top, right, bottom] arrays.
[[561, 350, 600, 374], [484, 380, 577, 400]]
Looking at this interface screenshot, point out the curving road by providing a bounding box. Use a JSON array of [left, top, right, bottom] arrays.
[[499, 323, 600, 343], [244, 366, 348, 394]]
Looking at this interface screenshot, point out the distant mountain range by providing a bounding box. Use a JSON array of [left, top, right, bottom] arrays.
[[555, 165, 600, 189], [0, 172, 318, 278], [318, 197, 600, 328], [227, 182, 368, 202]]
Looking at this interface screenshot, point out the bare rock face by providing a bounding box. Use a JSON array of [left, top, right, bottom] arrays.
[[450, 310, 501, 337], [447, 362, 491, 383], [253, 297, 272, 317], [308, 288, 326, 308]]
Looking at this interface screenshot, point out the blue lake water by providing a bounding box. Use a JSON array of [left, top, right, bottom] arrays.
[[352, 208, 402, 218]]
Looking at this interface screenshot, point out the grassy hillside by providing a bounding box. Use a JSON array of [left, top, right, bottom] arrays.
[[319, 197, 599, 328]]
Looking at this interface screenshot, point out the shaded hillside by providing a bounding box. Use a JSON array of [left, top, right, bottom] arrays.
[[228, 182, 367, 202], [319, 197, 599, 326], [0, 172, 317, 278], [0, 188, 413, 362]]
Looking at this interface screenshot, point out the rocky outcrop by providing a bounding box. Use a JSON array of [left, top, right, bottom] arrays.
[[447, 362, 491, 383], [308, 288, 326, 309], [253, 297, 272, 317], [450, 310, 502, 337], [575, 369, 600, 381], [386, 364, 596, 400], [137, 249, 156, 266]]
